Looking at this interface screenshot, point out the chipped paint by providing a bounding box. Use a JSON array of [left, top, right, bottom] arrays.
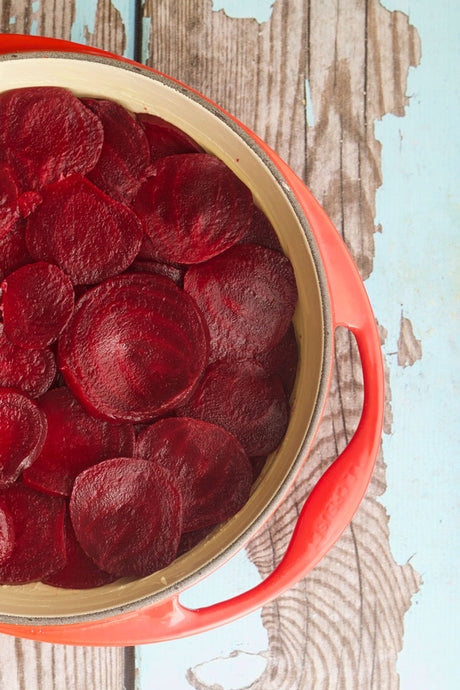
[[212, 0, 276, 23]]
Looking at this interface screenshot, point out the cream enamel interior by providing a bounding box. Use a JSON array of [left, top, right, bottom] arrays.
[[0, 56, 328, 622]]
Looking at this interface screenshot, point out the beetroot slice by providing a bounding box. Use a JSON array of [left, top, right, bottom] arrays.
[[177, 525, 216, 557], [239, 205, 282, 251], [133, 154, 253, 264], [184, 244, 297, 361], [0, 482, 65, 584], [179, 359, 289, 457], [0, 162, 20, 240], [2, 262, 74, 349], [42, 511, 115, 589], [137, 112, 203, 161], [126, 259, 184, 286], [58, 273, 209, 423], [0, 87, 103, 191], [0, 388, 47, 488], [82, 98, 150, 203], [70, 458, 183, 578], [26, 174, 144, 285], [0, 499, 15, 565], [0, 219, 33, 283], [23, 387, 135, 497], [256, 323, 299, 398], [136, 418, 252, 532], [0, 324, 56, 398]]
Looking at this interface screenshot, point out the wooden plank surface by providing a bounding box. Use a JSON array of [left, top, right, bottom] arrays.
[[0, 0, 430, 687]]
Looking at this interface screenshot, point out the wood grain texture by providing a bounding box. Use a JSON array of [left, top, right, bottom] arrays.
[[0, 2, 130, 687], [140, 1, 422, 687]]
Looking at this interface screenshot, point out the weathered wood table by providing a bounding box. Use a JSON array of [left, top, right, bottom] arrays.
[[0, 1, 457, 688]]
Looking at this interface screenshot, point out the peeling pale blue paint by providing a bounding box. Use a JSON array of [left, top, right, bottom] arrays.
[[304, 78, 315, 126], [141, 16, 151, 65], [111, 0, 136, 59], [366, 2, 459, 689], [137, 549, 268, 690], [31, 0, 40, 12], [212, 0, 275, 24], [70, 0, 136, 59], [9, 16, 15, 25], [30, 20, 39, 35]]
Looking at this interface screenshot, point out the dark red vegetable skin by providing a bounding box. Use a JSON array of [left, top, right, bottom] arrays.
[[136, 417, 253, 532], [177, 525, 217, 557], [0, 87, 103, 191], [179, 358, 289, 457], [23, 387, 135, 497], [82, 98, 150, 203], [1, 262, 75, 349], [0, 388, 48, 488], [133, 153, 253, 264], [238, 205, 282, 252], [0, 482, 66, 584], [58, 273, 209, 423], [26, 174, 144, 285], [137, 112, 203, 161], [43, 511, 115, 589], [0, 324, 57, 398], [70, 458, 183, 578], [184, 244, 297, 361]]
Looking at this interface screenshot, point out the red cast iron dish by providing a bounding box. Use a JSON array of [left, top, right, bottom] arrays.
[[0, 34, 384, 646]]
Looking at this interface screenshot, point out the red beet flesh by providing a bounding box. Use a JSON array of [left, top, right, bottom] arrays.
[[137, 112, 203, 161], [58, 273, 209, 422], [82, 98, 150, 202], [0, 482, 66, 584], [0, 87, 103, 191], [133, 154, 253, 264], [136, 418, 253, 532], [26, 174, 144, 285], [23, 387, 135, 497], [0, 324, 57, 398], [1, 262, 74, 349], [0, 162, 20, 240], [0, 499, 15, 565], [43, 511, 115, 589], [0, 219, 33, 282], [0, 388, 48, 488], [70, 458, 183, 578], [184, 244, 297, 361], [179, 358, 289, 457]]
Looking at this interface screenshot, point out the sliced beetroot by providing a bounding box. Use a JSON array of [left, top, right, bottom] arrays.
[[250, 456, 268, 483], [184, 244, 297, 361], [70, 457, 183, 578], [0, 162, 20, 240], [0, 499, 15, 565], [23, 387, 135, 497], [0, 219, 33, 283], [18, 190, 43, 218], [0, 324, 57, 398], [1, 262, 74, 349], [239, 205, 282, 251], [0, 87, 103, 191], [256, 323, 299, 398], [82, 98, 150, 202], [137, 112, 203, 161], [127, 260, 184, 286], [58, 273, 209, 423], [26, 174, 144, 285], [0, 388, 47, 488], [0, 482, 65, 584], [179, 358, 289, 457], [136, 418, 252, 532], [133, 153, 253, 264], [42, 511, 115, 589]]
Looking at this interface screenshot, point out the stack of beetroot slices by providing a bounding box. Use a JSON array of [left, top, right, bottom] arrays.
[[0, 87, 298, 588]]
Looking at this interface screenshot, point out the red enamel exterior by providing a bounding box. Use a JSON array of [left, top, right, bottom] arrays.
[[0, 35, 384, 646]]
